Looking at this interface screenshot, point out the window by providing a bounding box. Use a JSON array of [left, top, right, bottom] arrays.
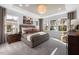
[[68, 11, 76, 20], [5, 20, 18, 34], [58, 18, 68, 31], [50, 20, 56, 30], [58, 25, 67, 31]]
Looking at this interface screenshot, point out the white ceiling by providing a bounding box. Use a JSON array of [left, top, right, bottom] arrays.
[[14, 4, 66, 17], [0, 4, 40, 18]]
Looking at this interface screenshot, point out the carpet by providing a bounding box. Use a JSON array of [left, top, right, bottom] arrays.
[[0, 38, 67, 55]]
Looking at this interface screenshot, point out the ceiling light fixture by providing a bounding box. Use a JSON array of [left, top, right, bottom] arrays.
[[37, 4, 47, 14]]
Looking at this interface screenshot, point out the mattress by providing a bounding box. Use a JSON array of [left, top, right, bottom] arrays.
[[22, 32, 46, 41]]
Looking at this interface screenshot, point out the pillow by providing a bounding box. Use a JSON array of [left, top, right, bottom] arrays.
[[24, 29, 32, 34], [22, 28, 26, 33], [22, 28, 32, 34], [32, 28, 40, 33], [22, 27, 40, 34]]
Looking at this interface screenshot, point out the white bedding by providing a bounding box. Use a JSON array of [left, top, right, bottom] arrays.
[[26, 32, 46, 41]]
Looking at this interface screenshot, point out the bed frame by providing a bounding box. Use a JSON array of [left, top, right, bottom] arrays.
[[19, 24, 49, 48]]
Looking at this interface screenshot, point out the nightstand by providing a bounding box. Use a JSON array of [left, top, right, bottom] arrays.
[[68, 32, 79, 55], [7, 33, 21, 44]]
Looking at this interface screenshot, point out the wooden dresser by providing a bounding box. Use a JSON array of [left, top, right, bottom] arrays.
[[7, 33, 21, 44], [68, 32, 79, 55]]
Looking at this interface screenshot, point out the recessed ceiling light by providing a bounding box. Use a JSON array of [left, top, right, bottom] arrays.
[[19, 4, 23, 7]]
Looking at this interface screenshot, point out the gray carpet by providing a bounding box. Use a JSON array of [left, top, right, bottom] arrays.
[[0, 38, 67, 55]]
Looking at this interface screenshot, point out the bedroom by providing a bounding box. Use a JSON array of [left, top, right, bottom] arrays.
[[0, 4, 79, 55]]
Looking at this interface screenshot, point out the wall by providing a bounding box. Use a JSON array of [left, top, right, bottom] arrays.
[[32, 18, 39, 29], [43, 5, 79, 39], [65, 4, 79, 19], [43, 13, 67, 39], [6, 9, 39, 33], [65, 4, 79, 30], [46, 4, 79, 39]]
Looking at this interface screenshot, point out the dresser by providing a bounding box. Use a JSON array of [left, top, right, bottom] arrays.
[[7, 33, 21, 44], [68, 32, 79, 55]]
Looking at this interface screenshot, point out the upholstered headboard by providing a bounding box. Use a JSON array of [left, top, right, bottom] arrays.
[[19, 24, 39, 34], [19, 24, 35, 33]]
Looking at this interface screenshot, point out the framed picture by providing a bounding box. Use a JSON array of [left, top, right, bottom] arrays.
[[50, 20, 56, 25], [58, 25, 67, 31], [23, 16, 33, 24], [50, 20, 56, 30], [7, 25, 13, 32]]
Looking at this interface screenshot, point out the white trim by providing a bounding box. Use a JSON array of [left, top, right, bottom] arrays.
[[42, 11, 67, 18], [51, 37, 66, 45], [51, 48, 58, 55]]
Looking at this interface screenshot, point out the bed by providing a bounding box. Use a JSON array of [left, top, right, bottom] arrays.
[[20, 24, 49, 48], [21, 32, 49, 48]]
